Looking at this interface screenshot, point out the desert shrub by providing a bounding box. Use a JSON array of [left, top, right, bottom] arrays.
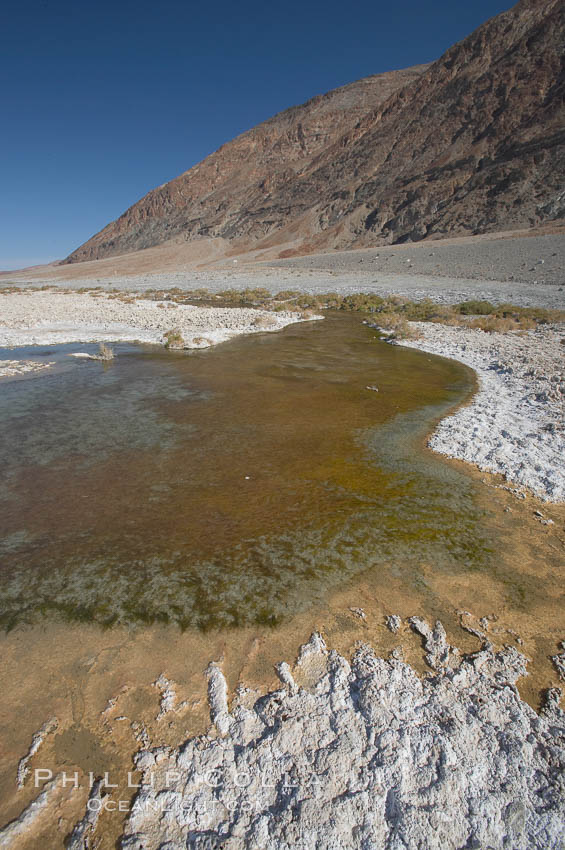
[[456, 300, 496, 315], [399, 298, 447, 321], [514, 316, 537, 330], [469, 316, 516, 333], [163, 329, 185, 349], [245, 287, 272, 301], [292, 294, 324, 309], [275, 290, 300, 300], [377, 312, 422, 340], [216, 289, 242, 302], [430, 313, 462, 326], [461, 303, 565, 332], [252, 314, 277, 328], [215, 287, 275, 306], [318, 292, 343, 309], [426, 305, 456, 322], [98, 342, 114, 360], [339, 293, 385, 312], [0, 285, 26, 294], [502, 305, 563, 324]]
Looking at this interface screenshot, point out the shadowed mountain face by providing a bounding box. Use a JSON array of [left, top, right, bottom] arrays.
[[67, 0, 564, 264]]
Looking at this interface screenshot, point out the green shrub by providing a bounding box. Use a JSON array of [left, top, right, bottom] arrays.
[[338, 293, 385, 312], [455, 300, 496, 315]]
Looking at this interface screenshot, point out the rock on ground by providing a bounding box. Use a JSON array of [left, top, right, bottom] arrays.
[[109, 624, 565, 850]]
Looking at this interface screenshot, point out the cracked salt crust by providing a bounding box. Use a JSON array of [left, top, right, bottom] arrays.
[[401, 322, 565, 502]]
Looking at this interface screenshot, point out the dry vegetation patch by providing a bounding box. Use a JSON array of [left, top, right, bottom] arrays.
[[137, 288, 564, 336], [163, 329, 185, 349]]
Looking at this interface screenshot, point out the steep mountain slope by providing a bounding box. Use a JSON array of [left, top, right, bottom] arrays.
[[297, 0, 565, 250], [66, 65, 428, 263], [67, 0, 564, 264]]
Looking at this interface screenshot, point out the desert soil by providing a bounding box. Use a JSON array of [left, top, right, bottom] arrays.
[[2, 230, 564, 309]]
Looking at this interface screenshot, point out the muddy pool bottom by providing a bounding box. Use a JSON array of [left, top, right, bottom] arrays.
[[0, 311, 494, 630]]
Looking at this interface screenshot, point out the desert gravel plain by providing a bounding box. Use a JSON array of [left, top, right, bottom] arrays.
[[2, 229, 563, 305]]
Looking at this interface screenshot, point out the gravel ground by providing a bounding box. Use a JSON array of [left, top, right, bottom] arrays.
[[2, 234, 564, 309], [2, 267, 562, 308], [265, 232, 565, 287]]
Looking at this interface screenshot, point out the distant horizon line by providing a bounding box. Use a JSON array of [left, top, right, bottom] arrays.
[[1, 257, 59, 272]]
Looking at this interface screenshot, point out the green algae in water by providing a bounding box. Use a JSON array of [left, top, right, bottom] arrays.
[[0, 314, 493, 630]]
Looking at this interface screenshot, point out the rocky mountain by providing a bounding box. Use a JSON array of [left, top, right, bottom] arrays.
[[66, 0, 564, 264], [65, 65, 428, 263]]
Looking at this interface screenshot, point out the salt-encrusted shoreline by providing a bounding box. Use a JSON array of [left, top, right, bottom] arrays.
[[0, 360, 55, 379], [0, 291, 309, 352], [59, 622, 563, 850], [2, 292, 563, 504], [400, 323, 565, 503]]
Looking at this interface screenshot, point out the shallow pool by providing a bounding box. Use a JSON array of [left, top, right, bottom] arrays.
[[0, 312, 491, 629]]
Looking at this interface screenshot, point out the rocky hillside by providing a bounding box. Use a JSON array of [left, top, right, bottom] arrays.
[[67, 0, 565, 264], [65, 64, 428, 263]]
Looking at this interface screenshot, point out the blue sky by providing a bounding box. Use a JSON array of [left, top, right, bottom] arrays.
[[0, 0, 512, 269]]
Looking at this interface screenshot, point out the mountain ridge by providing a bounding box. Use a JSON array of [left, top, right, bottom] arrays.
[[66, 0, 565, 264]]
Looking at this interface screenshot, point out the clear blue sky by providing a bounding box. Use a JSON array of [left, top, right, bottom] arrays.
[[0, 0, 513, 269]]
